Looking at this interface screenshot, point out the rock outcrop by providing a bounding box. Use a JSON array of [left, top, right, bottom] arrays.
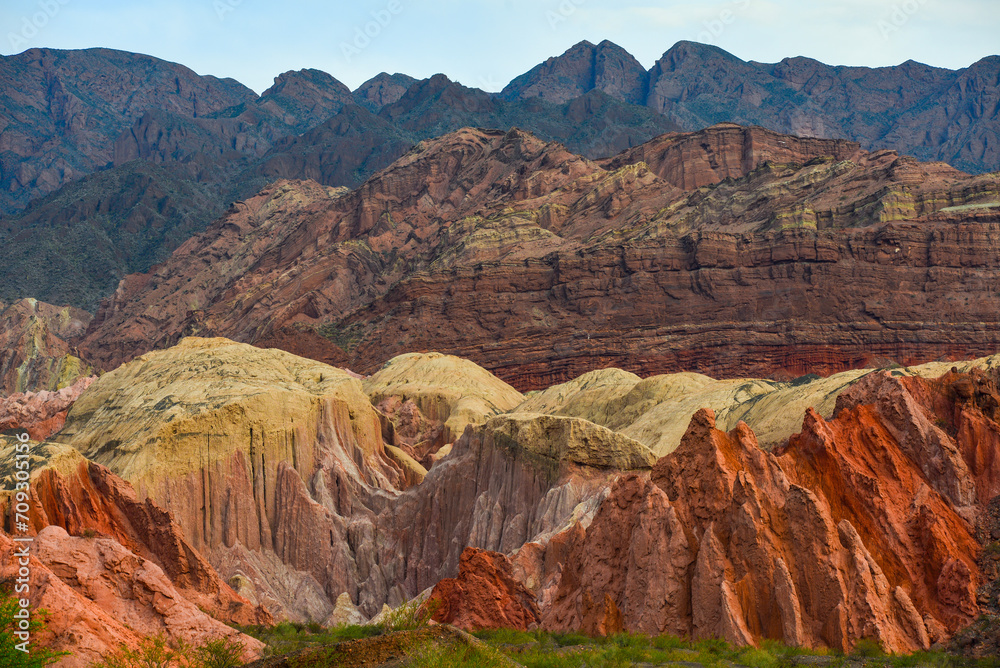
[[537, 365, 999, 651], [51, 337, 412, 620], [426, 547, 541, 632], [77, 124, 1000, 390], [0, 441, 272, 628], [513, 354, 1000, 456], [49, 338, 653, 621], [365, 353, 525, 466], [0, 376, 95, 440], [0, 527, 263, 668], [30, 334, 1000, 653], [371, 410, 654, 616], [0, 299, 92, 395]]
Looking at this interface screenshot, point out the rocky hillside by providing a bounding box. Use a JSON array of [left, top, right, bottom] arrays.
[[4, 337, 1000, 658], [2, 42, 997, 312], [504, 40, 1000, 175], [76, 123, 1000, 389]]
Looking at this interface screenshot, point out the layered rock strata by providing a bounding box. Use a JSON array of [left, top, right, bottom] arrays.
[[77, 125, 1000, 390]]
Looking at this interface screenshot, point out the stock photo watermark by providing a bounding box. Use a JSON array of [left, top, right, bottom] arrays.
[[546, 0, 586, 30], [696, 0, 752, 44], [340, 0, 403, 62], [214, 0, 242, 21], [876, 0, 930, 39], [9, 431, 35, 653], [7, 0, 71, 51]]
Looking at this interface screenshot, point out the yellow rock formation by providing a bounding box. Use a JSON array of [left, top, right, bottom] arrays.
[[52, 337, 402, 551], [515, 354, 1000, 455], [364, 352, 525, 442], [485, 412, 656, 470]]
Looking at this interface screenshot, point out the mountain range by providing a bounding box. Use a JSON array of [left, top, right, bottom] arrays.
[[1, 40, 997, 311], [3, 36, 1000, 667]]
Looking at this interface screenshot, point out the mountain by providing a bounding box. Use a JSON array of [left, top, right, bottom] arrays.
[[506, 40, 1000, 174], [12, 336, 1000, 653], [76, 123, 1000, 389], [352, 72, 418, 111], [2, 43, 997, 314], [501, 39, 648, 104], [0, 47, 257, 214], [0, 48, 683, 311]]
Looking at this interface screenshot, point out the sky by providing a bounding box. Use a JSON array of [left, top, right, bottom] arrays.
[[2, 0, 998, 94]]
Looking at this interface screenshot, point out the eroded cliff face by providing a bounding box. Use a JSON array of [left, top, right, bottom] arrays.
[[26, 336, 1000, 653], [50, 337, 412, 620], [364, 352, 525, 467], [0, 376, 95, 440], [0, 442, 272, 628], [0, 440, 265, 667], [0, 527, 264, 668], [533, 368, 998, 652], [77, 124, 1000, 390]]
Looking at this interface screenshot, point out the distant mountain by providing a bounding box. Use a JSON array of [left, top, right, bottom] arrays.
[[504, 40, 1000, 174], [1, 42, 997, 312], [0, 47, 257, 214], [501, 39, 648, 104], [0, 50, 680, 310]]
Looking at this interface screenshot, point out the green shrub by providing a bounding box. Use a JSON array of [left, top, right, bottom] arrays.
[[472, 628, 538, 645], [851, 637, 885, 658], [191, 637, 244, 668], [0, 591, 65, 667], [375, 597, 437, 634], [89, 634, 185, 668]]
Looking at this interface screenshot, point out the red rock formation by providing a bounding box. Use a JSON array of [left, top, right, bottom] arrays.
[[77, 125, 1000, 390], [602, 123, 862, 190], [0, 376, 94, 440], [0, 527, 263, 668], [1, 457, 272, 628], [425, 547, 540, 632], [541, 385, 992, 651]]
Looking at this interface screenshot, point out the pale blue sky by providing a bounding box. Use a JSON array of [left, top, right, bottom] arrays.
[[2, 0, 998, 93]]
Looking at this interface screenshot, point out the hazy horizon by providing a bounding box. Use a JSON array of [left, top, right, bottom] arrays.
[[2, 0, 998, 94]]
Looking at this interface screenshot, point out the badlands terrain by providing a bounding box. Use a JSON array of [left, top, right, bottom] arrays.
[[0, 38, 999, 667], [2, 337, 1000, 665]]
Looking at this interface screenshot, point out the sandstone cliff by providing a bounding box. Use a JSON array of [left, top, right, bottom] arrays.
[[77, 124, 1000, 390], [24, 335, 1000, 652], [50, 337, 414, 621], [49, 338, 653, 621], [0, 438, 266, 666], [364, 352, 525, 466], [530, 367, 997, 651], [0, 526, 263, 668]]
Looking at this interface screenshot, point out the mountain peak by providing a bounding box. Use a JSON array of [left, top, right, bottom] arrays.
[[353, 72, 417, 111], [658, 40, 743, 67], [262, 68, 352, 98], [501, 39, 647, 105]]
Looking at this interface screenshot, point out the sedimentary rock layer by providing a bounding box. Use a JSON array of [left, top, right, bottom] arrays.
[[77, 124, 1000, 390]]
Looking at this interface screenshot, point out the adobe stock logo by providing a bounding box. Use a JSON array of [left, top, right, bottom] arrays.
[[7, 0, 72, 51], [340, 0, 404, 63], [876, 0, 930, 40], [696, 0, 752, 45]]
